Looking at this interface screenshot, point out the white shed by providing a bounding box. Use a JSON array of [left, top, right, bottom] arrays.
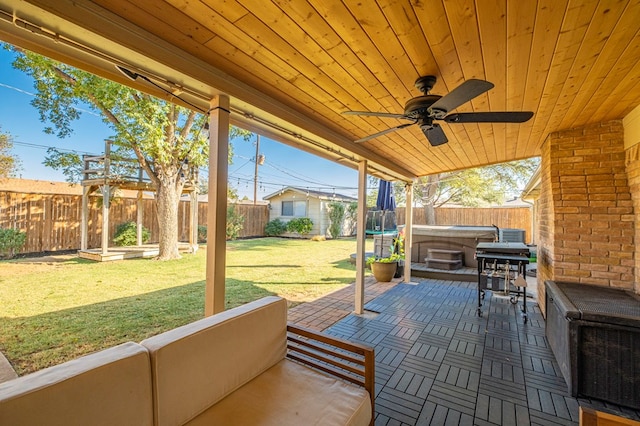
[[264, 187, 357, 238]]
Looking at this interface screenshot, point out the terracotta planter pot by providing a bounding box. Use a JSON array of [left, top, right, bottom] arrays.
[[371, 261, 397, 282]]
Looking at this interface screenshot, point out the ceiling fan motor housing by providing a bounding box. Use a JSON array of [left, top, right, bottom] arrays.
[[404, 95, 442, 119]]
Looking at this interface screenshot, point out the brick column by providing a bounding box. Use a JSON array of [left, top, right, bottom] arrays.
[[537, 120, 634, 313], [626, 144, 640, 293]]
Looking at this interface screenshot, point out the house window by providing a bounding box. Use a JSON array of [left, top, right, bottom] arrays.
[[282, 200, 306, 217]]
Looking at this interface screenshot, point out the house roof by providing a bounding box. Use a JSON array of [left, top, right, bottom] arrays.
[[263, 186, 357, 203], [0, 177, 154, 198], [1, 2, 638, 182], [0, 177, 82, 195]]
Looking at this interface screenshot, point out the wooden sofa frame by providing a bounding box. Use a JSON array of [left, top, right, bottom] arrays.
[[286, 324, 375, 423]]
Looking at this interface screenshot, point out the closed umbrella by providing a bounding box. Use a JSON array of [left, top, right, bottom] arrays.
[[376, 180, 396, 257]]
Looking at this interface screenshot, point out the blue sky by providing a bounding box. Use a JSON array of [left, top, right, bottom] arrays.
[[0, 47, 360, 200]]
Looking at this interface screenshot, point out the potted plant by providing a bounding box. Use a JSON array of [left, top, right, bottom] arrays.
[[367, 232, 404, 282]]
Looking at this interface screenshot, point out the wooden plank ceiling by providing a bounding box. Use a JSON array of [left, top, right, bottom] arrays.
[[1, 0, 639, 181]]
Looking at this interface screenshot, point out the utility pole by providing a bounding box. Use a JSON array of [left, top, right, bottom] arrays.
[[253, 134, 260, 205]]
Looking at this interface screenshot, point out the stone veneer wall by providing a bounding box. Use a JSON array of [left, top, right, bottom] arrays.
[[537, 120, 635, 314]]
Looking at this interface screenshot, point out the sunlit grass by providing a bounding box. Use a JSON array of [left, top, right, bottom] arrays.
[[0, 237, 371, 375]]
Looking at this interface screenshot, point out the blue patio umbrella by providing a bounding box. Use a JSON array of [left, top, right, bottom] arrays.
[[376, 179, 396, 211], [376, 180, 396, 257]]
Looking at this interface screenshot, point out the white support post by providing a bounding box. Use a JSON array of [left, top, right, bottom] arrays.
[[205, 95, 230, 316], [190, 190, 199, 253], [403, 182, 414, 282], [355, 160, 368, 314], [80, 186, 89, 251], [101, 185, 110, 255], [136, 191, 143, 246]]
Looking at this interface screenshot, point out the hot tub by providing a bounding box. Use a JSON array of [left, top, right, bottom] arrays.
[[404, 225, 497, 268]]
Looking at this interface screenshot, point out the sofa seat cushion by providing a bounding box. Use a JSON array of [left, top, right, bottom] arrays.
[[186, 358, 372, 426]]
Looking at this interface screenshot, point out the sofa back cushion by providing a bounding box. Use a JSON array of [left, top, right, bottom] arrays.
[[140, 296, 287, 426], [0, 342, 153, 426]]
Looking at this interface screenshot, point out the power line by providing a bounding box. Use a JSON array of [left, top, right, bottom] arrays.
[[12, 139, 98, 155], [0, 82, 102, 118]]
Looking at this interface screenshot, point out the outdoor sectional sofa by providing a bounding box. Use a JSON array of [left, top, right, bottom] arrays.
[[0, 296, 374, 425]]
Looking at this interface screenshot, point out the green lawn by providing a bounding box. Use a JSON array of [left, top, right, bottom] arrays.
[[0, 237, 371, 375]]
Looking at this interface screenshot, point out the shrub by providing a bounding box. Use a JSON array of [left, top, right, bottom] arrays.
[[0, 228, 26, 259], [226, 205, 244, 240], [287, 217, 313, 236], [264, 218, 287, 236], [197, 225, 207, 243], [327, 202, 345, 239], [113, 221, 150, 246]]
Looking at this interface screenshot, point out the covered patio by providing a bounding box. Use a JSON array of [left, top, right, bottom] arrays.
[[1, 1, 640, 424], [289, 277, 640, 425]]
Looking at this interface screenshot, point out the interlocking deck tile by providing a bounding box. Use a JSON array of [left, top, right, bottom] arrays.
[[291, 279, 640, 426]]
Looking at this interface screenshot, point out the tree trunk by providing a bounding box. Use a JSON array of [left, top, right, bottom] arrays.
[[424, 203, 436, 225], [155, 176, 182, 260], [423, 175, 439, 225]]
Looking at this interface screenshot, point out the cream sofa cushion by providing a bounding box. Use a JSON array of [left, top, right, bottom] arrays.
[[186, 358, 372, 426], [0, 342, 153, 426], [141, 296, 287, 426]]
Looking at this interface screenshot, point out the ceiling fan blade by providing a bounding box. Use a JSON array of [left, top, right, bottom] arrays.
[[354, 122, 415, 143], [423, 123, 448, 146], [429, 79, 494, 115], [343, 110, 407, 119], [444, 111, 534, 123]]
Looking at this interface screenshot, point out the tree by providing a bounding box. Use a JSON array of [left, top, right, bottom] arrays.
[[396, 158, 540, 224], [0, 128, 20, 178], [10, 47, 251, 259]]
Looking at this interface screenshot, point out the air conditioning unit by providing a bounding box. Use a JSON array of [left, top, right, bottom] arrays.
[[499, 228, 525, 243]]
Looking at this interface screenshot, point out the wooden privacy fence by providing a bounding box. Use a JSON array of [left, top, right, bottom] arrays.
[[396, 206, 532, 243], [0, 190, 269, 254], [1, 188, 532, 254]]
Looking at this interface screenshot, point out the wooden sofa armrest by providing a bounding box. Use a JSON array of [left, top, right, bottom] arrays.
[[580, 406, 640, 426], [286, 324, 375, 425]]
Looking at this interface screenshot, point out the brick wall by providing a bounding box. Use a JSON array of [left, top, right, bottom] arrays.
[[536, 132, 555, 314], [626, 143, 640, 293], [537, 120, 635, 312]]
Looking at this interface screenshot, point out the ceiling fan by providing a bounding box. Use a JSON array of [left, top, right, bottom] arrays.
[[343, 75, 533, 146]]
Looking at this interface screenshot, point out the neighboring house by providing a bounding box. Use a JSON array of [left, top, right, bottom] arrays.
[[264, 187, 357, 238]]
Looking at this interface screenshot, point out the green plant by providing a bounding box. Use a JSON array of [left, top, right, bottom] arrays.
[[327, 202, 345, 239], [366, 253, 403, 265], [346, 202, 358, 235], [366, 233, 405, 265], [226, 205, 244, 240], [287, 217, 313, 235], [112, 221, 150, 246], [264, 218, 288, 236], [0, 228, 26, 259], [197, 225, 207, 243]]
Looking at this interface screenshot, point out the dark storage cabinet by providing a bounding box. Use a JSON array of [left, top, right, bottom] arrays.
[[545, 281, 640, 410]]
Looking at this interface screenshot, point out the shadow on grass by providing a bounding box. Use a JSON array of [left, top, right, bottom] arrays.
[[330, 258, 358, 271], [227, 264, 302, 268], [0, 279, 276, 376]]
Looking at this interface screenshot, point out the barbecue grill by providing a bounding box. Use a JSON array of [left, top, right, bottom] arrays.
[[476, 242, 530, 321]]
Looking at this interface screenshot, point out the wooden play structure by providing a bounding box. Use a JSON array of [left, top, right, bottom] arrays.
[[78, 140, 198, 261]]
